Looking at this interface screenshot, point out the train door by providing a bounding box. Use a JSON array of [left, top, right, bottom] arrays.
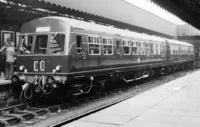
[[74, 34, 87, 71], [114, 38, 122, 59], [165, 40, 170, 62], [100, 37, 114, 67], [113, 37, 124, 67]]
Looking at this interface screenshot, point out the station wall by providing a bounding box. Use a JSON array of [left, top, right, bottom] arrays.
[[44, 0, 177, 37]]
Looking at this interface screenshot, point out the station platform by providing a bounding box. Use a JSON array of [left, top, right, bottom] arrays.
[[63, 70, 200, 127], [0, 72, 11, 85]]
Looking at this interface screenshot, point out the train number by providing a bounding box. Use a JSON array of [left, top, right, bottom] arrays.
[[34, 61, 45, 72]]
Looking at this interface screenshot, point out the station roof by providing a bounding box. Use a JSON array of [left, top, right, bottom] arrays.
[[0, 0, 172, 38], [151, 0, 200, 30]]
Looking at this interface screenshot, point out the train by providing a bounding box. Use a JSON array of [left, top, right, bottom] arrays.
[[11, 16, 195, 100]]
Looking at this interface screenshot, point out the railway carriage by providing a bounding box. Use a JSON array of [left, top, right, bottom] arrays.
[[12, 16, 195, 100]]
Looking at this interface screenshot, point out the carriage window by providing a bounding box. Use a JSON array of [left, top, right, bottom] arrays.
[[145, 43, 150, 55], [154, 44, 158, 55], [116, 40, 120, 51], [49, 34, 65, 54], [160, 44, 165, 56], [123, 40, 130, 55], [170, 46, 173, 55], [88, 36, 100, 55], [102, 38, 113, 55], [137, 42, 142, 55], [34, 35, 48, 54], [149, 43, 154, 55], [76, 35, 82, 53], [131, 41, 137, 55], [140, 43, 145, 55], [19, 35, 33, 54]]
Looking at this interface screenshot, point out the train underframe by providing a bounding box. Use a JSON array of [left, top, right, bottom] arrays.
[[11, 60, 195, 102]]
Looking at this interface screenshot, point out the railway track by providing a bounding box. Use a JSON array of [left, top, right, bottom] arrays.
[[0, 68, 196, 127]]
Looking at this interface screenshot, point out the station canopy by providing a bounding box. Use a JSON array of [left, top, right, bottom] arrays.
[[151, 0, 200, 30], [0, 0, 176, 38]]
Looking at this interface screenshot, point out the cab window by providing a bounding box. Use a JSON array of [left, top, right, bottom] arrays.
[[49, 34, 65, 54], [19, 34, 33, 54], [34, 35, 48, 54]]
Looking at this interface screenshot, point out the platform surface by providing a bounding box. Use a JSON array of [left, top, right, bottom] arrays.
[[63, 70, 200, 127]]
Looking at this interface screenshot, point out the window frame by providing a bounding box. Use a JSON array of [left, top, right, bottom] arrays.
[[122, 39, 131, 55], [130, 41, 138, 55], [34, 34, 48, 54], [49, 33, 65, 55], [102, 37, 113, 55], [88, 35, 101, 55]]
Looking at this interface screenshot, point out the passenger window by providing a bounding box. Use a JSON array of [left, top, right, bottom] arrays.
[[34, 35, 48, 54], [102, 38, 113, 55], [116, 40, 120, 51], [170, 46, 173, 55], [49, 34, 65, 54], [149, 43, 154, 55], [88, 36, 100, 55], [154, 44, 158, 55], [160, 44, 165, 56], [137, 42, 141, 55], [130, 41, 137, 55], [144, 43, 149, 55], [76, 35, 82, 53], [123, 40, 130, 55]]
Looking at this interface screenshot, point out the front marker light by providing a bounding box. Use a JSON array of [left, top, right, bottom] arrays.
[[19, 65, 25, 71], [53, 69, 56, 74], [55, 65, 61, 71]]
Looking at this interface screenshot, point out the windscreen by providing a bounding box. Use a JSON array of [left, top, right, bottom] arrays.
[[49, 33, 65, 54], [19, 34, 33, 54], [18, 33, 65, 55], [34, 35, 48, 54]]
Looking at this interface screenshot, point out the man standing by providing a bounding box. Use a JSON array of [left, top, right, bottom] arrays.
[[5, 38, 16, 80], [0, 43, 7, 78]]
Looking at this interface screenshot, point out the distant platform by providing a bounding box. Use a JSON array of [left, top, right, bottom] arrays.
[[63, 69, 200, 127]]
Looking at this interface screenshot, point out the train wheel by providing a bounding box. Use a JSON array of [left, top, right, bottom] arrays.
[[66, 87, 78, 104], [94, 81, 105, 95]]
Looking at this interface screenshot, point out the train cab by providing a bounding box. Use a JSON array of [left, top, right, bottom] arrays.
[[16, 17, 71, 75]]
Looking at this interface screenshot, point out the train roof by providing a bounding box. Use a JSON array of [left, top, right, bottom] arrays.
[[39, 16, 192, 47], [43, 16, 164, 42], [166, 39, 193, 46]]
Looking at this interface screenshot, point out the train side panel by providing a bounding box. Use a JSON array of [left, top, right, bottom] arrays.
[[67, 28, 168, 75]]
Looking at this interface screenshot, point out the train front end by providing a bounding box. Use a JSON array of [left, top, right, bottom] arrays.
[[12, 17, 71, 100]]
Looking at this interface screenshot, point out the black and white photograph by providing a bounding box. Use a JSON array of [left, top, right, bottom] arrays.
[[0, 0, 200, 127]]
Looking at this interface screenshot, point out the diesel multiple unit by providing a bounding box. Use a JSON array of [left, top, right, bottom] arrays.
[[12, 16, 195, 100]]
